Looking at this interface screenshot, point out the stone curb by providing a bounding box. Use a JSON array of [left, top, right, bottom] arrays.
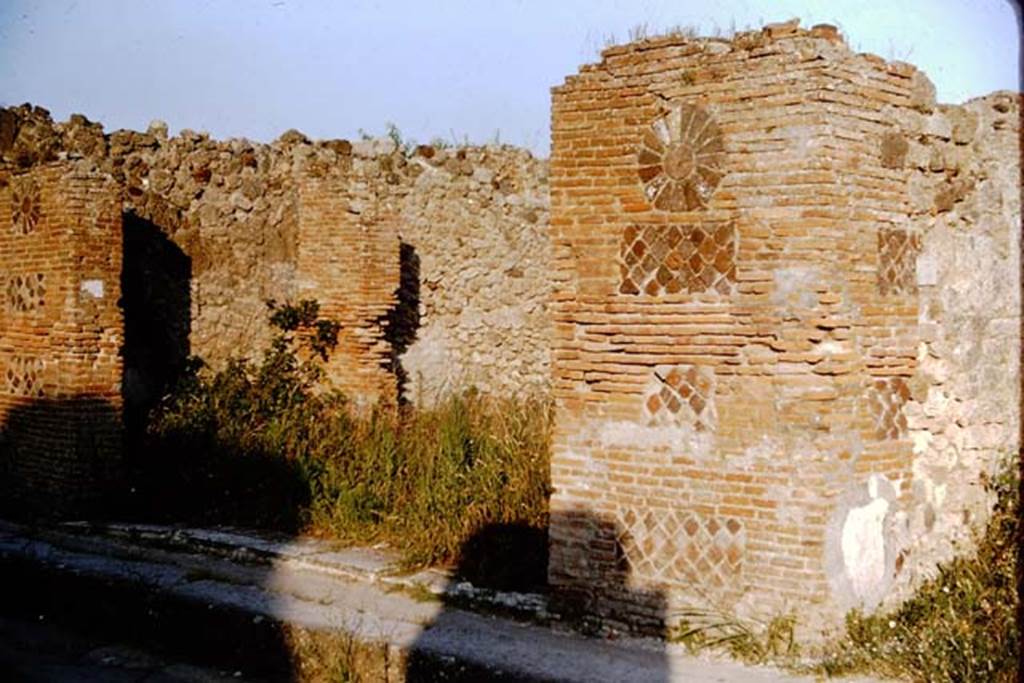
[[10, 519, 553, 623], [0, 517, 837, 682]]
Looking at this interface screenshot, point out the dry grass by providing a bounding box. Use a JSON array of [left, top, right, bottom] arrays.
[[302, 392, 552, 568], [136, 301, 551, 570]]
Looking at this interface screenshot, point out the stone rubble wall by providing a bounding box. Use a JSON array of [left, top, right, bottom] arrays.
[[391, 144, 551, 404], [0, 163, 124, 510], [891, 92, 1021, 598], [0, 107, 553, 405], [547, 19, 1020, 639]]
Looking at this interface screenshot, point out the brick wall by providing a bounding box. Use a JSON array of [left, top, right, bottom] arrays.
[[0, 163, 123, 512], [546, 20, 1016, 636], [0, 115, 552, 406], [294, 174, 399, 406]]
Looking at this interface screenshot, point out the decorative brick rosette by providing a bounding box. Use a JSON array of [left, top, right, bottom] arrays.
[[638, 104, 725, 211], [10, 176, 42, 235]]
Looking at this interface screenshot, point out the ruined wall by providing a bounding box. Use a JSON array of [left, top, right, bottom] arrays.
[[892, 92, 1021, 595], [0, 163, 123, 511], [0, 22, 1015, 626], [294, 175, 399, 406], [392, 144, 551, 404], [547, 20, 1020, 637], [0, 109, 552, 405]]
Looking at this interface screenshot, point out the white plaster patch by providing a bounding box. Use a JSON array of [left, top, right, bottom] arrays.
[[916, 251, 939, 286], [910, 429, 933, 455], [771, 266, 822, 311], [787, 124, 817, 158], [596, 419, 713, 454], [400, 326, 456, 407], [841, 495, 890, 602], [816, 340, 847, 355], [738, 433, 826, 466], [80, 279, 104, 299]]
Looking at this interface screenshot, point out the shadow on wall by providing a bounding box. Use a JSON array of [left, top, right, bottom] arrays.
[[120, 210, 192, 450], [0, 395, 122, 518], [385, 241, 421, 403], [546, 510, 669, 638], [405, 514, 670, 682], [119, 209, 315, 530]]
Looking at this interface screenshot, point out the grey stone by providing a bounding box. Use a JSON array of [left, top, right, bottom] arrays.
[[147, 119, 169, 140]]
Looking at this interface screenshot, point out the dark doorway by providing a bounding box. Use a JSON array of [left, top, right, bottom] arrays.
[[120, 210, 192, 449]]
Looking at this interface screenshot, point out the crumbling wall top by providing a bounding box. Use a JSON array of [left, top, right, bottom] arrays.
[[561, 18, 936, 113]]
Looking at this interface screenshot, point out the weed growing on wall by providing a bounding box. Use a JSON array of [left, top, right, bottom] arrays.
[[669, 609, 798, 664], [135, 300, 551, 571], [811, 457, 1019, 682]]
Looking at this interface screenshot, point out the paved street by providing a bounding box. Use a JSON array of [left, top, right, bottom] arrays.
[[0, 613, 242, 683]]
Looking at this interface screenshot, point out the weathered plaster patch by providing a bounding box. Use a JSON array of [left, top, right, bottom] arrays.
[[841, 496, 889, 600], [596, 419, 714, 456], [826, 475, 898, 610], [80, 279, 104, 299], [916, 249, 939, 286], [909, 427, 933, 455], [771, 266, 823, 313], [400, 325, 456, 405]]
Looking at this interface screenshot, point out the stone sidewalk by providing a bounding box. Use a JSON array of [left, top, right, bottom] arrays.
[[0, 520, 871, 682]]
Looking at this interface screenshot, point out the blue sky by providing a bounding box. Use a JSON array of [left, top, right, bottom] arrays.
[[0, 1, 1019, 156]]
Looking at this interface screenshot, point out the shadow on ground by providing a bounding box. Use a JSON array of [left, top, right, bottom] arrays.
[[0, 550, 298, 681], [405, 516, 670, 682]]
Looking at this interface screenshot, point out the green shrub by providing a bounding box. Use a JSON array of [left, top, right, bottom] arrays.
[[813, 458, 1019, 682], [135, 299, 551, 570]]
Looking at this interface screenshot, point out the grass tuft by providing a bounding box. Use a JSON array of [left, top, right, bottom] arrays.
[[669, 608, 798, 664], [302, 392, 552, 568]]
